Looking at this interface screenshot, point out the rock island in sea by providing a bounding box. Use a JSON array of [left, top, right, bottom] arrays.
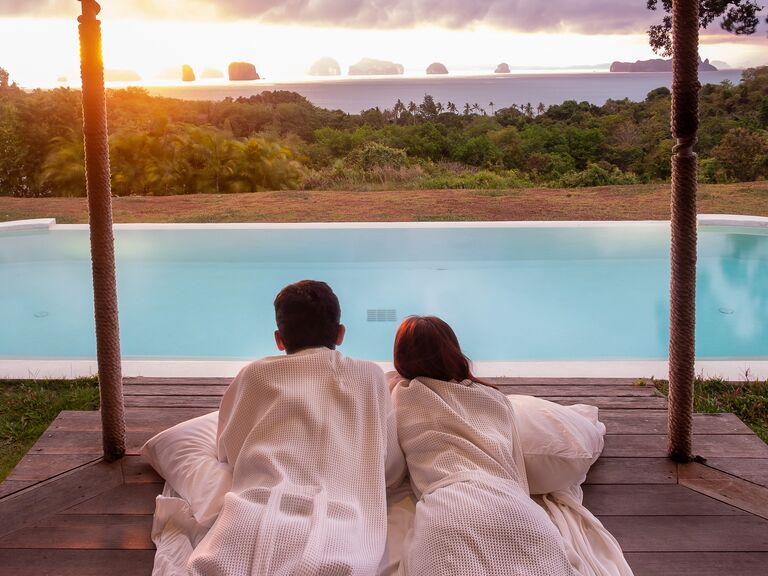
[[349, 58, 404, 75]]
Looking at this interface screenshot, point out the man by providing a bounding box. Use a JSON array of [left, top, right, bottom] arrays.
[[189, 280, 405, 576]]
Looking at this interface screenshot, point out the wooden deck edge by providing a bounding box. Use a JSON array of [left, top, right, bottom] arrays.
[[0, 459, 123, 539], [679, 462, 768, 520]]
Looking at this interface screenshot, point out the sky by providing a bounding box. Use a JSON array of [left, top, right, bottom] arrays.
[[0, 0, 766, 87]]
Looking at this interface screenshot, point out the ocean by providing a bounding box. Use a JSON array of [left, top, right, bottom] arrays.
[[142, 70, 745, 113]]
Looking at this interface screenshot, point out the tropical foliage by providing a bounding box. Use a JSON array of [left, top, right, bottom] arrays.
[[647, 0, 767, 56], [1, 66, 768, 196]]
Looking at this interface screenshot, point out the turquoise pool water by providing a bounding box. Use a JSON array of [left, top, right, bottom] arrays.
[[1, 223, 766, 361]]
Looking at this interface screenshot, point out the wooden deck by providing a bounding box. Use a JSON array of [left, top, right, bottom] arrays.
[[1, 377, 767, 575]]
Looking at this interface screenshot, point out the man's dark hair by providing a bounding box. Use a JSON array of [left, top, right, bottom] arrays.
[[274, 280, 341, 353]]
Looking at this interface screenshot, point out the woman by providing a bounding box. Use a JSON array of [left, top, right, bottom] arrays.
[[390, 315, 575, 576]]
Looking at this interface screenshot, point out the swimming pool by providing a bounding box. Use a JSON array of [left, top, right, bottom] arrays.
[[1, 217, 767, 378]]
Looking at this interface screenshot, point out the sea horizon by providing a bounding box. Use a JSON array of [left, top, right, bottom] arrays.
[[23, 69, 747, 114]]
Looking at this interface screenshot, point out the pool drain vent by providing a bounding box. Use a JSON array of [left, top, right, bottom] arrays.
[[367, 309, 397, 322], [718, 307, 735, 315], [33, 311, 49, 318]]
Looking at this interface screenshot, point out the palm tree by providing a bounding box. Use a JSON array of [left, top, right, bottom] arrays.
[[185, 126, 240, 194], [42, 130, 86, 197], [110, 131, 151, 196], [523, 102, 534, 117]]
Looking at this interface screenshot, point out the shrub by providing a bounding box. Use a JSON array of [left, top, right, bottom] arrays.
[[698, 158, 728, 184], [418, 167, 532, 190], [557, 162, 639, 188], [712, 127, 768, 181], [346, 141, 408, 171]]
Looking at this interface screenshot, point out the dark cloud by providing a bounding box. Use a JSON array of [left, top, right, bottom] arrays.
[[5, 0, 764, 37], [0, 1, 658, 33], [212, 0, 658, 33]]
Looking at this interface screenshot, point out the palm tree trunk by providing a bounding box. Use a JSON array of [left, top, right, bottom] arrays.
[[79, 0, 125, 461], [668, 0, 700, 462]]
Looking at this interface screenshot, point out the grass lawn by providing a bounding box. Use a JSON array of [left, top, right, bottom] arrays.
[[654, 378, 768, 444], [1, 181, 767, 224], [0, 378, 99, 482]]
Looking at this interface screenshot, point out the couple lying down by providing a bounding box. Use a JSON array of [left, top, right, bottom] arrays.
[[155, 279, 630, 576]]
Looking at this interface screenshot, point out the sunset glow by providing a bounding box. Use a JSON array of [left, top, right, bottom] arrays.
[[1, 1, 766, 88]]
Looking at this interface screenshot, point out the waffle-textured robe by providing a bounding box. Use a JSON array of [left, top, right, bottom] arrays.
[[188, 347, 406, 576], [391, 376, 576, 576]]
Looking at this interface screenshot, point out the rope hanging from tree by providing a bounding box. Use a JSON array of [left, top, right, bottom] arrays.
[[667, 0, 700, 463], [78, 0, 126, 461]]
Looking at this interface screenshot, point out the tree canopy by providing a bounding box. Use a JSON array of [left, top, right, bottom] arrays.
[[647, 0, 767, 55]]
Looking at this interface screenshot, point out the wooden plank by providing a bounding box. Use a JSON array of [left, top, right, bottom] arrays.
[[599, 515, 768, 552], [123, 384, 226, 396], [492, 378, 639, 386], [0, 480, 31, 499], [122, 456, 163, 484], [679, 462, 768, 520], [52, 407, 213, 432], [582, 484, 747, 516], [538, 396, 668, 409], [124, 395, 222, 408], [63, 483, 162, 515], [624, 552, 768, 576], [0, 461, 123, 539], [27, 430, 157, 456], [5, 453, 101, 482], [0, 549, 155, 576], [584, 457, 677, 484], [499, 385, 658, 397], [125, 376, 230, 386], [603, 434, 768, 458], [0, 514, 153, 550], [703, 458, 768, 488], [599, 411, 753, 435]]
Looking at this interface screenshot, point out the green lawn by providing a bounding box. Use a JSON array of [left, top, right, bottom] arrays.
[[654, 377, 768, 443], [0, 377, 99, 482]]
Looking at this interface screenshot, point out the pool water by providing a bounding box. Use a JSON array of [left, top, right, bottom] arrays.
[[1, 223, 766, 361]]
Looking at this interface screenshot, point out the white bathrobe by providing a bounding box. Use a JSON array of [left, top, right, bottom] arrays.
[[391, 376, 576, 576], [188, 347, 406, 576]]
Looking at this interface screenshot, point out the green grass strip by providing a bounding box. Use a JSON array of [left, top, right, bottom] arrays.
[[0, 377, 100, 482], [654, 377, 768, 444]]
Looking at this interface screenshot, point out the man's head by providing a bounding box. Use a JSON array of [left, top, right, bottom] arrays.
[[273, 280, 345, 354]]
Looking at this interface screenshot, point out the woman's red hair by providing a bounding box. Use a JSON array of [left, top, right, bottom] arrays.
[[393, 316, 494, 387]]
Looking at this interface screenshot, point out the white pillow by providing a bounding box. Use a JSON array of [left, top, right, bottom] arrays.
[[506, 395, 605, 495], [142, 396, 605, 529], [141, 411, 232, 527]]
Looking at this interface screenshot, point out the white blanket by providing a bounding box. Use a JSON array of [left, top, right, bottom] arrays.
[[149, 386, 633, 576], [187, 348, 405, 576], [391, 376, 576, 576]]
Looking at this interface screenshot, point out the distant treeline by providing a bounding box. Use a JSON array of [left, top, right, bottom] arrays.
[[1, 66, 767, 197]]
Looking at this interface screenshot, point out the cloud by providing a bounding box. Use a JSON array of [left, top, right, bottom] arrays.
[[2, 0, 764, 37], [0, 1, 658, 33], [211, 1, 658, 33], [0, 0, 74, 17]]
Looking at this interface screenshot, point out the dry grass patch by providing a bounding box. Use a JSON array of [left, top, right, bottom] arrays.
[[1, 181, 766, 224]]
